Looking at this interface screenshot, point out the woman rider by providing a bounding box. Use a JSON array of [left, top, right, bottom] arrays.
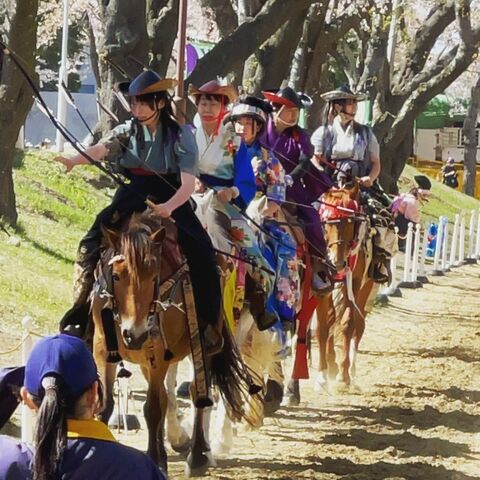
[[0, 334, 165, 479], [260, 87, 334, 293], [55, 70, 222, 350], [311, 85, 388, 281], [311, 85, 380, 188], [225, 95, 301, 323], [189, 81, 277, 330]]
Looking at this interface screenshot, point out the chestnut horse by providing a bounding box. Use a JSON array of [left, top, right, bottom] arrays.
[[91, 212, 250, 476], [315, 184, 376, 390]]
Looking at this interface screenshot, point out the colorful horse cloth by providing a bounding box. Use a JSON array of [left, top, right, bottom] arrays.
[[259, 219, 300, 323]]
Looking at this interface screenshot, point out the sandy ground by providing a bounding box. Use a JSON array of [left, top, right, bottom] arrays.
[[1, 263, 479, 479]]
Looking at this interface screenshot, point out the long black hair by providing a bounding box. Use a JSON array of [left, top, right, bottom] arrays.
[[129, 91, 181, 149], [31, 376, 103, 480]]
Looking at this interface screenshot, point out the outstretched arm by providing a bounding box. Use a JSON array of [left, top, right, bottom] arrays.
[[54, 143, 109, 172]]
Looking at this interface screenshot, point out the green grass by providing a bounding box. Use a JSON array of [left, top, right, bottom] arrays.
[[399, 164, 480, 225], [0, 151, 112, 337], [0, 153, 478, 339]]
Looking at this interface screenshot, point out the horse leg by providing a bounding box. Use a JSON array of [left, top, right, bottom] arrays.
[[337, 304, 354, 387], [211, 397, 234, 455], [144, 367, 168, 472], [92, 335, 116, 423], [186, 407, 211, 477], [314, 298, 331, 392], [265, 360, 285, 412], [165, 363, 190, 453]]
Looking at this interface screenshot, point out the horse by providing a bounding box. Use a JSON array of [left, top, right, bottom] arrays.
[[314, 183, 377, 390], [90, 211, 251, 476]]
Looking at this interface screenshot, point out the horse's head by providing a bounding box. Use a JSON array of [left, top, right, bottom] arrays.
[[103, 213, 166, 350], [320, 184, 363, 272]]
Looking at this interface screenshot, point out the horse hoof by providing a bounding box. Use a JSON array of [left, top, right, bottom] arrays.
[[285, 393, 300, 406], [171, 439, 190, 454], [264, 399, 282, 416], [333, 380, 350, 395], [349, 383, 362, 394], [185, 452, 209, 477]]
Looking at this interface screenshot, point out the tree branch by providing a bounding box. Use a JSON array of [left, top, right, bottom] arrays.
[[186, 0, 315, 87]]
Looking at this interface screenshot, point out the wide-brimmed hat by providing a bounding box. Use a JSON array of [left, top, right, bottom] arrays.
[[224, 95, 273, 124], [320, 84, 367, 102], [188, 80, 238, 104], [262, 87, 313, 109], [414, 175, 432, 191], [118, 70, 177, 96]]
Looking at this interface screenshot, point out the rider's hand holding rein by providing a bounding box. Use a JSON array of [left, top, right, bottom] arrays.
[[150, 171, 197, 219], [216, 186, 239, 203], [54, 143, 109, 172]]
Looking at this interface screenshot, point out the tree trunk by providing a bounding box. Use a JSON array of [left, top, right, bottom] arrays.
[[0, 0, 38, 225], [462, 74, 480, 197], [249, 8, 308, 94], [90, 0, 149, 135]]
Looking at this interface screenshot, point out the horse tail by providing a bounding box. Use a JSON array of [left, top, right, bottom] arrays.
[[209, 325, 254, 425]]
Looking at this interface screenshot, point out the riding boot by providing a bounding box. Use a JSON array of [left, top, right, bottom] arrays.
[[60, 247, 97, 338], [245, 275, 278, 331]]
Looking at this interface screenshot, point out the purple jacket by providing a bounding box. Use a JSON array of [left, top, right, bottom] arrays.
[[259, 118, 332, 204]]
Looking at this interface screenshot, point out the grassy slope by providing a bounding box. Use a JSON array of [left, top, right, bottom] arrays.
[[0, 153, 478, 336], [399, 164, 480, 224], [0, 151, 112, 336]]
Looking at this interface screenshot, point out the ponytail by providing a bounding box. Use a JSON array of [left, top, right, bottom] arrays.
[[32, 376, 68, 480]]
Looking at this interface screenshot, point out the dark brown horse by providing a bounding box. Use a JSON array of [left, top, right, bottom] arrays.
[[91, 211, 250, 476]]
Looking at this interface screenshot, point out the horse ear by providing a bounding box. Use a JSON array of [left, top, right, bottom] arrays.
[[150, 227, 166, 245], [349, 182, 360, 197], [102, 225, 121, 249]]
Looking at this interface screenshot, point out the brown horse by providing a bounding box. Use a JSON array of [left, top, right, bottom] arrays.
[[315, 184, 377, 389], [90, 211, 250, 476]]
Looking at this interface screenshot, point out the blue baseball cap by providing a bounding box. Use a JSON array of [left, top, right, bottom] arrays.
[[24, 334, 98, 398]]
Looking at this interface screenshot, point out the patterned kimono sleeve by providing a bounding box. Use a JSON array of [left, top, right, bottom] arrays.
[[98, 121, 132, 167]]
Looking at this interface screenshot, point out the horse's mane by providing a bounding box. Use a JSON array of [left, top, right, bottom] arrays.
[[118, 212, 164, 286], [323, 186, 359, 208]]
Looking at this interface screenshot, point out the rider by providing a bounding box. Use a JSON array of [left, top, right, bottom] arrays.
[[260, 87, 334, 293], [189, 81, 277, 330], [0, 334, 165, 480], [225, 95, 301, 323], [311, 85, 390, 282], [55, 70, 222, 350]]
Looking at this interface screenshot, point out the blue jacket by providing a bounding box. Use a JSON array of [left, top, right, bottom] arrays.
[[0, 419, 165, 480]]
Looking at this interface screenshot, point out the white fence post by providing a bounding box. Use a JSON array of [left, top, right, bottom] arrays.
[[409, 223, 422, 286], [441, 219, 450, 272], [466, 209, 477, 264], [431, 216, 445, 276], [21, 316, 34, 443], [402, 222, 414, 283], [449, 214, 460, 268], [457, 211, 466, 266], [417, 224, 429, 283], [475, 209, 480, 259]]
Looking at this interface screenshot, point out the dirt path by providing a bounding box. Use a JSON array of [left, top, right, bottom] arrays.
[[2, 264, 479, 479], [120, 263, 480, 479]]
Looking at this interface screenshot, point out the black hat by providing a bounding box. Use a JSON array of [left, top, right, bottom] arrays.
[[225, 95, 273, 124], [118, 70, 177, 96], [414, 175, 432, 190], [262, 87, 313, 109], [320, 84, 367, 102]]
